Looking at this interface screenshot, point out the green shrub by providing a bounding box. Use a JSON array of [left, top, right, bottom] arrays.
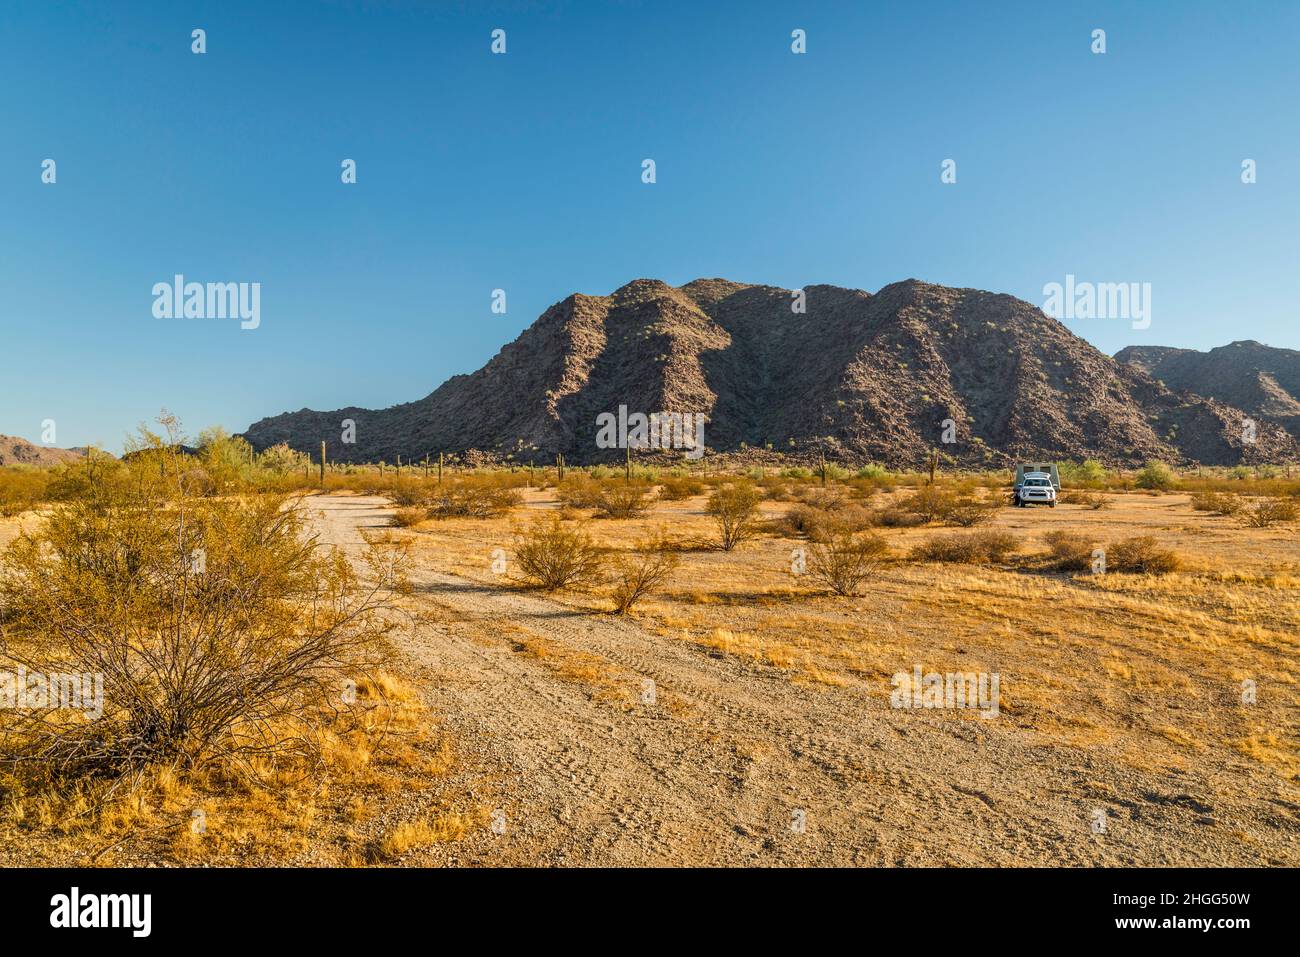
[[1134, 460, 1176, 491], [1060, 459, 1106, 486]]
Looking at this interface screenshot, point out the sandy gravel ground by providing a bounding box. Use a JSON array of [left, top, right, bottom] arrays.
[[309, 494, 1299, 867]]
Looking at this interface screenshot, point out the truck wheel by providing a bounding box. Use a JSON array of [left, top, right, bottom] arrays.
[[1049, 501, 1056, 508]]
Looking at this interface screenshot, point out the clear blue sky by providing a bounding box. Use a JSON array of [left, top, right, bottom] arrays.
[[2, 0, 1297, 452]]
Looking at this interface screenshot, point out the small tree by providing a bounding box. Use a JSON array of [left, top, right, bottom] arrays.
[[706, 483, 762, 551], [1062, 459, 1107, 487]]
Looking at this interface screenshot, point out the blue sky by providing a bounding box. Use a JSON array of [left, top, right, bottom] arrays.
[[2, 0, 1297, 452]]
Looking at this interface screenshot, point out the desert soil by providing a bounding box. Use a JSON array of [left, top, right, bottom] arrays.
[[308, 494, 1299, 866]]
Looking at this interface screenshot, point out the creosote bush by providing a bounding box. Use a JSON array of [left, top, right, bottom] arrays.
[[806, 530, 888, 596], [1040, 530, 1095, 571], [778, 502, 876, 539], [427, 477, 521, 518], [1190, 490, 1242, 516], [0, 416, 406, 777], [609, 531, 680, 614], [901, 485, 955, 524], [391, 506, 426, 528], [555, 475, 605, 510], [1066, 488, 1107, 512], [1241, 496, 1298, 528], [0, 468, 53, 518], [942, 497, 999, 527], [594, 483, 654, 519], [1106, 536, 1181, 574], [705, 483, 762, 551], [513, 515, 605, 590], [911, 529, 1019, 564], [1134, 460, 1176, 491], [658, 476, 704, 501]]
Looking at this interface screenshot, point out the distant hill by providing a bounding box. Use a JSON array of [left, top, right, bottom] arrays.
[[0, 435, 90, 467], [1116, 341, 1300, 438], [241, 279, 1298, 467]]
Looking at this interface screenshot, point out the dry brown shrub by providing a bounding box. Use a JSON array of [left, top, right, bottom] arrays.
[[874, 506, 927, 528], [512, 515, 605, 590], [555, 475, 605, 509], [1241, 497, 1298, 528], [593, 483, 654, 519], [705, 483, 763, 551], [901, 485, 958, 524], [911, 529, 1020, 564], [1060, 489, 1109, 510], [1041, 530, 1095, 571], [805, 530, 888, 596], [1190, 490, 1241, 515], [659, 476, 704, 501], [0, 419, 405, 778], [778, 503, 876, 539], [942, 497, 999, 527], [391, 506, 426, 528], [1106, 536, 1182, 574], [428, 478, 521, 518], [610, 531, 680, 614]]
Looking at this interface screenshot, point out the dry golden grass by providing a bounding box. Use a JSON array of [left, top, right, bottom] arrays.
[[0, 669, 468, 867], [383, 483, 1299, 783], [374, 812, 476, 861]]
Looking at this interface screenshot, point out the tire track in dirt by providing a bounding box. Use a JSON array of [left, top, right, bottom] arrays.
[[307, 495, 1295, 866]]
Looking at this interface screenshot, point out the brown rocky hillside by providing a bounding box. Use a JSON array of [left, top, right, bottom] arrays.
[[241, 279, 1298, 467], [0, 435, 86, 467], [1116, 341, 1300, 439]]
